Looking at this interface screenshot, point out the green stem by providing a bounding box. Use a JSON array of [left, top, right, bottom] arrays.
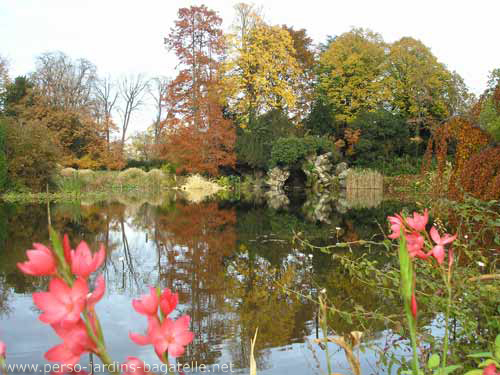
[[319, 296, 332, 375], [441, 272, 452, 372], [98, 349, 121, 375], [161, 351, 173, 374], [398, 232, 419, 375], [82, 311, 120, 375], [0, 357, 8, 375], [404, 299, 420, 375]]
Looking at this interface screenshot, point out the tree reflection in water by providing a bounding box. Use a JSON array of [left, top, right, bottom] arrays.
[[0, 198, 413, 373]]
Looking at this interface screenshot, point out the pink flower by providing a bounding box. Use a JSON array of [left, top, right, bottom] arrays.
[[46, 321, 96, 366], [63, 234, 72, 264], [129, 317, 157, 346], [429, 227, 457, 265], [483, 364, 500, 375], [406, 209, 429, 232], [33, 278, 88, 326], [0, 340, 6, 357], [160, 289, 178, 316], [406, 233, 427, 259], [387, 214, 404, 239], [151, 315, 194, 358], [87, 275, 105, 309], [411, 292, 418, 318], [133, 287, 159, 317], [17, 243, 57, 276], [130, 315, 194, 359], [121, 357, 150, 375], [70, 242, 105, 279]]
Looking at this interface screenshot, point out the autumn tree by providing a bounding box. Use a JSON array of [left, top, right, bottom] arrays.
[[317, 28, 388, 125], [281, 25, 316, 123], [129, 129, 155, 161], [162, 5, 236, 175], [386, 37, 464, 139], [225, 23, 301, 127], [1, 116, 60, 191]]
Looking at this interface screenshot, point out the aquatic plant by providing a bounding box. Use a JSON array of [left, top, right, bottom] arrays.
[[388, 209, 458, 374], [6, 230, 193, 375]]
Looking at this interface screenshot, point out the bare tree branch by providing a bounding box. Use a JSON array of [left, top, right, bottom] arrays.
[[148, 76, 171, 144], [94, 76, 119, 148], [118, 74, 149, 146]]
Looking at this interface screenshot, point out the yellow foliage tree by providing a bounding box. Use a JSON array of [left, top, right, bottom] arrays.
[[225, 22, 301, 126], [318, 28, 388, 124]]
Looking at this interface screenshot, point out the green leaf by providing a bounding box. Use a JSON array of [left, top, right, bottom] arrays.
[[49, 227, 67, 268], [435, 365, 462, 374], [479, 359, 499, 368], [463, 370, 484, 375], [428, 354, 440, 369], [495, 334, 500, 350], [467, 352, 493, 358]]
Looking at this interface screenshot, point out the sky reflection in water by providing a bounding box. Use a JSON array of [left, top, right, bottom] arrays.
[[0, 196, 415, 374]]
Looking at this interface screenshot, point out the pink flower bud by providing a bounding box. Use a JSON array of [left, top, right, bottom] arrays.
[[17, 244, 57, 276], [160, 288, 179, 317], [411, 292, 418, 318]]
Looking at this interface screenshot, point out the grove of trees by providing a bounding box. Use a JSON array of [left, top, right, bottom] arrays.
[[1, 3, 499, 192]]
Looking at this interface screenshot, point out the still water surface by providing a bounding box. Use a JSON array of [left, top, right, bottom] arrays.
[[0, 194, 416, 374]]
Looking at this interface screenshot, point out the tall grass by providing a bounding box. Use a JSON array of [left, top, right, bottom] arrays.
[[54, 168, 174, 194]]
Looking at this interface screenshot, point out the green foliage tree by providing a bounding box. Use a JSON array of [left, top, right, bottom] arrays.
[[3, 117, 60, 191], [386, 37, 461, 131], [270, 135, 334, 168], [348, 109, 411, 168], [479, 97, 500, 142], [0, 76, 34, 117], [304, 98, 337, 136], [0, 120, 7, 191], [236, 109, 293, 169]]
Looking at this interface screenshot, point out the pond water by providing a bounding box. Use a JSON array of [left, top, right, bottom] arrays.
[[0, 192, 417, 374]]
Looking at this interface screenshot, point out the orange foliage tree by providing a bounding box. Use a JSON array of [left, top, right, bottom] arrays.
[[162, 5, 236, 175], [422, 117, 494, 198]]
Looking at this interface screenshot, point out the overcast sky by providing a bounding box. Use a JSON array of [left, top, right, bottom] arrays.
[[1, 0, 499, 135]]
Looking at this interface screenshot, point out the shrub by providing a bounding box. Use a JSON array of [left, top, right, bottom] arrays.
[[146, 169, 164, 186], [457, 146, 500, 200], [60, 167, 77, 177], [270, 135, 335, 168], [118, 168, 147, 183]]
